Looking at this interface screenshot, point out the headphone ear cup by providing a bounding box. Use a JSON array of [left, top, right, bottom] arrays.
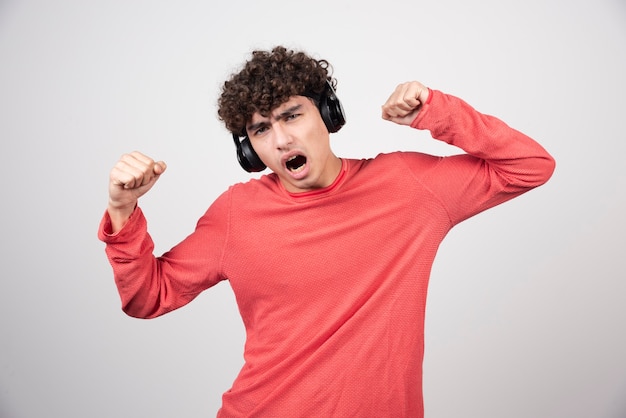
[[319, 81, 346, 133], [233, 134, 266, 172]]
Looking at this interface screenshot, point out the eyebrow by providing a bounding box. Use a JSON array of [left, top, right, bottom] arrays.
[[247, 104, 303, 133]]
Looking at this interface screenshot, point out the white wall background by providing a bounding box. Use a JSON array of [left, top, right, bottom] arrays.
[[1, 0, 624, 417]]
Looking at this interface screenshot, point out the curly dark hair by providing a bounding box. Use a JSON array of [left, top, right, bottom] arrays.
[[217, 45, 335, 135]]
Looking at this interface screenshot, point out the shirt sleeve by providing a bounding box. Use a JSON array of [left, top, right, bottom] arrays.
[[97, 190, 232, 318], [404, 89, 555, 225]]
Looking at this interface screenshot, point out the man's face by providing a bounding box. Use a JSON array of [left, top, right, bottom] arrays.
[[247, 96, 342, 194]]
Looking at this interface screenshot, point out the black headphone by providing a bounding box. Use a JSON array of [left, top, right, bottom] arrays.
[[232, 80, 346, 172]]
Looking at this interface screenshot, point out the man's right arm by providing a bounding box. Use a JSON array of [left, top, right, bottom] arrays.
[[99, 151, 229, 319]]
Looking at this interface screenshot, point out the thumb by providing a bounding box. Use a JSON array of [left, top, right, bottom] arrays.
[[382, 109, 420, 127], [153, 161, 167, 175]]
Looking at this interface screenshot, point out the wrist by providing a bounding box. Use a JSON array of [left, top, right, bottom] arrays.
[[106, 201, 137, 233]]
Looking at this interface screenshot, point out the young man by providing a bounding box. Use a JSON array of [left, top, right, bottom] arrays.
[[99, 46, 555, 417]]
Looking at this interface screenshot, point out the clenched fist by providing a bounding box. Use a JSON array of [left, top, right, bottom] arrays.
[[107, 151, 167, 233], [381, 81, 430, 126]]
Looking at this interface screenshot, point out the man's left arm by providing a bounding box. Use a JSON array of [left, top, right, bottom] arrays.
[[382, 81, 556, 224]]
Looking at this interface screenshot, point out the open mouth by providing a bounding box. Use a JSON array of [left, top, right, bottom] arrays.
[[286, 154, 307, 173]]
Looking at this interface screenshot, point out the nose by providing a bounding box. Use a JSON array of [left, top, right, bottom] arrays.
[[272, 122, 293, 150]]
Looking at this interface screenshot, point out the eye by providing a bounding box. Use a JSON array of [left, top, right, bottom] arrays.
[[285, 113, 300, 121], [253, 125, 269, 136]]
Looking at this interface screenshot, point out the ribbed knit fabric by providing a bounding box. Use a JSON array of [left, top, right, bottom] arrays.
[[98, 90, 555, 417]]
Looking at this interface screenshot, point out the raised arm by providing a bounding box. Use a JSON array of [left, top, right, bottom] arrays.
[[382, 81, 555, 224], [99, 151, 226, 319]]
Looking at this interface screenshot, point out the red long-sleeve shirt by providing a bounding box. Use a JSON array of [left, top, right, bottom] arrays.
[[99, 89, 555, 417]]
